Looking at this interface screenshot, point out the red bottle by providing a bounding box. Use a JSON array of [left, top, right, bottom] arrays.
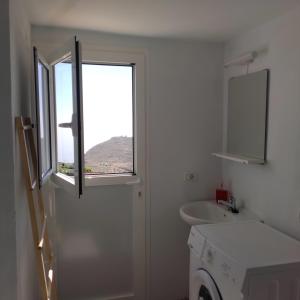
[[215, 184, 228, 202]]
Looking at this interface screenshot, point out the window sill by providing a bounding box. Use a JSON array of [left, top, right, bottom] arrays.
[[51, 172, 76, 195], [85, 174, 141, 187]]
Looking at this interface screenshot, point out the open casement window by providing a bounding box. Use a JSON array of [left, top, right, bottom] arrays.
[[34, 37, 84, 197], [33, 48, 52, 187]]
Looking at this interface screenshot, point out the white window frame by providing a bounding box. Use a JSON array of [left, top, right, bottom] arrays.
[[81, 47, 146, 187], [34, 37, 85, 198]]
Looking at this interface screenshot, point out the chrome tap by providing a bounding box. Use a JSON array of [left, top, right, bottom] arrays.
[[218, 195, 239, 214]]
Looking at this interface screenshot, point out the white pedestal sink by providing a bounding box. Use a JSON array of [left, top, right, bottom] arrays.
[[180, 200, 259, 225]]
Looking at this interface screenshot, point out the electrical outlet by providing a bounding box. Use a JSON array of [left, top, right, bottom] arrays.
[[184, 172, 198, 182]]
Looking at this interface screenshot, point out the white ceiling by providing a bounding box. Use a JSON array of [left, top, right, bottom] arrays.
[[26, 0, 300, 41]]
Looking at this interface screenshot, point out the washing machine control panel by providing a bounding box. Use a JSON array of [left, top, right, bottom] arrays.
[[202, 241, 246, 291]]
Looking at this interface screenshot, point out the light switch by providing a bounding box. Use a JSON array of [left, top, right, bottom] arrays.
[[184, 172, 198, 182]]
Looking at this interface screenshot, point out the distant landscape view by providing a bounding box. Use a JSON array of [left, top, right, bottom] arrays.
[[58, 136, 133, 175], [56, 63, 134, 177], [85, 136, 133, 174]]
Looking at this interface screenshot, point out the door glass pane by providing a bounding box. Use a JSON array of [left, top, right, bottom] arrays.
[[82, 64, 134, 175], [54, 61, 75, 177], [37, 60, 51, 179]]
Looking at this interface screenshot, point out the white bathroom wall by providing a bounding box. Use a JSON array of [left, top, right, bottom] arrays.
[[0, 0, 39, 299], [148, 37, 223, 300], [0, 0, 17, 299], [10, 0, 39, 299], [32, 26, 223, 300], [223, 4, 300, 240]]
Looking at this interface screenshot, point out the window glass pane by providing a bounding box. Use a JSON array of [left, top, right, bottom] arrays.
[[37, 61, 51, 178], [54, 61, 75, 177], [82, 64, 134, 175]]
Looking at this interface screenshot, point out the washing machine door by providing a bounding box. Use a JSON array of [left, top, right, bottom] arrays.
[[190, 269, 222, 300]]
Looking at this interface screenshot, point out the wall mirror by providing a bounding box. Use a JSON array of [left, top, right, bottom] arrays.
[[226, 69, 269, 163]]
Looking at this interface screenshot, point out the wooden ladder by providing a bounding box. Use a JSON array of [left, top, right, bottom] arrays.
[[16, 116, 57, 300]]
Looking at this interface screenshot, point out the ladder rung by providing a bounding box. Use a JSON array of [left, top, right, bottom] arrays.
[[38, 217, 47, 249], [46, 255, 54, 299], [31, 179, 37, 190], [23, 124, 34, 130], [47, 268, 54, 299]]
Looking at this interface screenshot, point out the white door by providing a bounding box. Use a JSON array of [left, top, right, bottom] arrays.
[[190, 269, 222, 300]]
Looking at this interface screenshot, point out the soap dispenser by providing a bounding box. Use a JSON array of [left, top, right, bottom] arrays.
[[215, 184, 228, 203]]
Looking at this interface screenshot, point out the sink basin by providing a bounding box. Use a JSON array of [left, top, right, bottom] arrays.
[[179, 200, 259, 225]]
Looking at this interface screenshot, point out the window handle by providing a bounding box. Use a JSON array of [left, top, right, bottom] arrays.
[[58, 114, 77, 137], [58, 122, 72, 128]]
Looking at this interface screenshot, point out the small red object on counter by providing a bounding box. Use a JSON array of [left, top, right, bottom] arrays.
[[215, 184, 228, 202]]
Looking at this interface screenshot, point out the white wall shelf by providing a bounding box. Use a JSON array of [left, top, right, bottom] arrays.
[[212, 152, 265, 165]]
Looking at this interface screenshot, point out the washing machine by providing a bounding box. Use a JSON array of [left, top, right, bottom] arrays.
[[188, 221, 300, 300]]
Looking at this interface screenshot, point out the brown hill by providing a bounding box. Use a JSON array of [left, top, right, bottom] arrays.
[[85, 136, 133, 174]]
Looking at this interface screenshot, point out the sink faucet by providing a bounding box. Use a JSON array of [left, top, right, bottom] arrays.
[[218, 195, 239, 214]]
